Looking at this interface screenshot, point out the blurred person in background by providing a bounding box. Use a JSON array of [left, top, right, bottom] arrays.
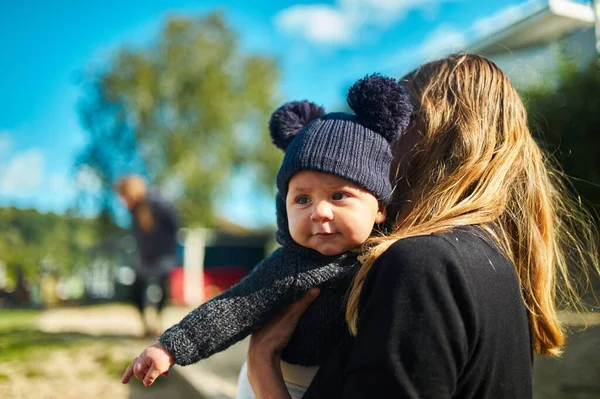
[[115, 175, 179, 337]]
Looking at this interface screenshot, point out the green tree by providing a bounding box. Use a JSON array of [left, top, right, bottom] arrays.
[[0, 207, 111, 283], [76, 12, 282, 228], [523, 57, 600, 214]]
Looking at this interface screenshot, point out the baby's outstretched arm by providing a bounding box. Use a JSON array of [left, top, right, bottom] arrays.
[[121, 245, 354, 386], [157, 247, 301, 366], [122, 247, 299, 386]]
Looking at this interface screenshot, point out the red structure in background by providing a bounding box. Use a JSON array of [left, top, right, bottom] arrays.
[[167, 229, 272, 306], [169, 266, 249, 305]]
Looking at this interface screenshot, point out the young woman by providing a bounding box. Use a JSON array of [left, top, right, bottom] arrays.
[[115, 175, 179, 337], [246, 53, 600, 398]]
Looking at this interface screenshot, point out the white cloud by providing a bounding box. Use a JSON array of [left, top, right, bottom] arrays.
[[341, 0, 438, 25], [473, 0, 544, 38], [74, 165, 103, 195], [37, 168, 104, 216], [383, 0, 544, 74], [0, 131, 12, 155], [419, 1, 544, 60], [274, 0, 455, 46], [381, 25, 466, 74], [419, 25, 467, 60], [0, 149, 45, 196], [49, 169, 101, 199], [49, 174, 70, 192], [276, 5, 353, 45]]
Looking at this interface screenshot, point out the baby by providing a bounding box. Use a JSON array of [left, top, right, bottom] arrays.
[[122, 74, 412, 397]]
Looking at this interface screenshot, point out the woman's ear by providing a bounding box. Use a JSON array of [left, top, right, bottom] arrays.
[[375, 202, 387, 224]]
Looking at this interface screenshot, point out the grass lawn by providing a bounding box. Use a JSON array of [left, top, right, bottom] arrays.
[[0, 309, 40, 331], [0, 308, 93, 363], [0, 306, 156, 398]]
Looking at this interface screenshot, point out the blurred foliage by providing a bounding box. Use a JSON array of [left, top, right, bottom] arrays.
[[76, 12, 282, 229], [523, 56, 600, 215], [0, 207, 118, 283]]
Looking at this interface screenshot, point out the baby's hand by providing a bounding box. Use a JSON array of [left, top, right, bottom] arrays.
[[121, 342, 175, 387]]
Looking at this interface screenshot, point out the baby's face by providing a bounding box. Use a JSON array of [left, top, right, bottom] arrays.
[[286, 171, 386, 256]]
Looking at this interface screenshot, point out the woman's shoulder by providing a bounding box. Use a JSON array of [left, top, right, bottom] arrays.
[[376, 228, 465, 269], [357, 226, 513, 329], [370, 225, 507, 284]]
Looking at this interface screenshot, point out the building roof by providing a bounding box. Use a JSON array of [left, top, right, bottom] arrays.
[[468, 0, 595, 55]]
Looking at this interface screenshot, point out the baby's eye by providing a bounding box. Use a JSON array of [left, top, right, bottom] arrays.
[[295, 195, 310, 205], [332, 192, 348, 201]]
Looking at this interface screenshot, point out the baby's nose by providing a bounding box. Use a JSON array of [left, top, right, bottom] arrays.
[[311, 201, 334, 221]]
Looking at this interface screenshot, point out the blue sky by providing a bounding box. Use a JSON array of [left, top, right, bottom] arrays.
[[0, 0, 548, 227]]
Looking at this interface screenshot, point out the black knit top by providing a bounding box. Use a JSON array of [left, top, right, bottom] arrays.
[[304, 226, 533, 398]]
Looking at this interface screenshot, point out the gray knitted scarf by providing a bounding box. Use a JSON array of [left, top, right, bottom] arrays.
[[159, 194, 359, 366]]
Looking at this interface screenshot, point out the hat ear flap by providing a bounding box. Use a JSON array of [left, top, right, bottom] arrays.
[[269, 101, 325, 150], [347, 74, 413, 142]]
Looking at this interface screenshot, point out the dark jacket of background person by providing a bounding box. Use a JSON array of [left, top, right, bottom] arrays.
[[303, 226, 532, 399], [130, 192, 179, 280]]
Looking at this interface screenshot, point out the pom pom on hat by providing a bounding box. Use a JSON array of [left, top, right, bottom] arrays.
[[269, 101, 325, 150], [273, 73, 411, 203], [347, 74, 412, 143]]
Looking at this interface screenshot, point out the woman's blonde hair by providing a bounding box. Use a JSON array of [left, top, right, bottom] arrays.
[[115, 175, 155, 233], [346, 53, 599, 356]]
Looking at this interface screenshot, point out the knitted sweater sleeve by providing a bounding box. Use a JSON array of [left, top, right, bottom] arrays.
[[158, 247, 299, 366]]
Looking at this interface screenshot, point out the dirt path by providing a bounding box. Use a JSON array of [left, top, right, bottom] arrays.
[[0, 341, 141, 399], [0, 304, 236, 399], [3, 304, 597, 398]]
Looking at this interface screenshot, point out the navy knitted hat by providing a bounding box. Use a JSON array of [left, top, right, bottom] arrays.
[[269, 74, 412, 204]]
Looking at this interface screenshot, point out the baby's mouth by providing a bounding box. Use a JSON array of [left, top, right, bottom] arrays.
[[314, 232, 337, 238]]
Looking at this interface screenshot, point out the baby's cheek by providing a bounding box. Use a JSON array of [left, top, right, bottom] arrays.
[[287, 217, 307, 241], [352, 223, 374, 243], [341, 230, 357, 246]]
